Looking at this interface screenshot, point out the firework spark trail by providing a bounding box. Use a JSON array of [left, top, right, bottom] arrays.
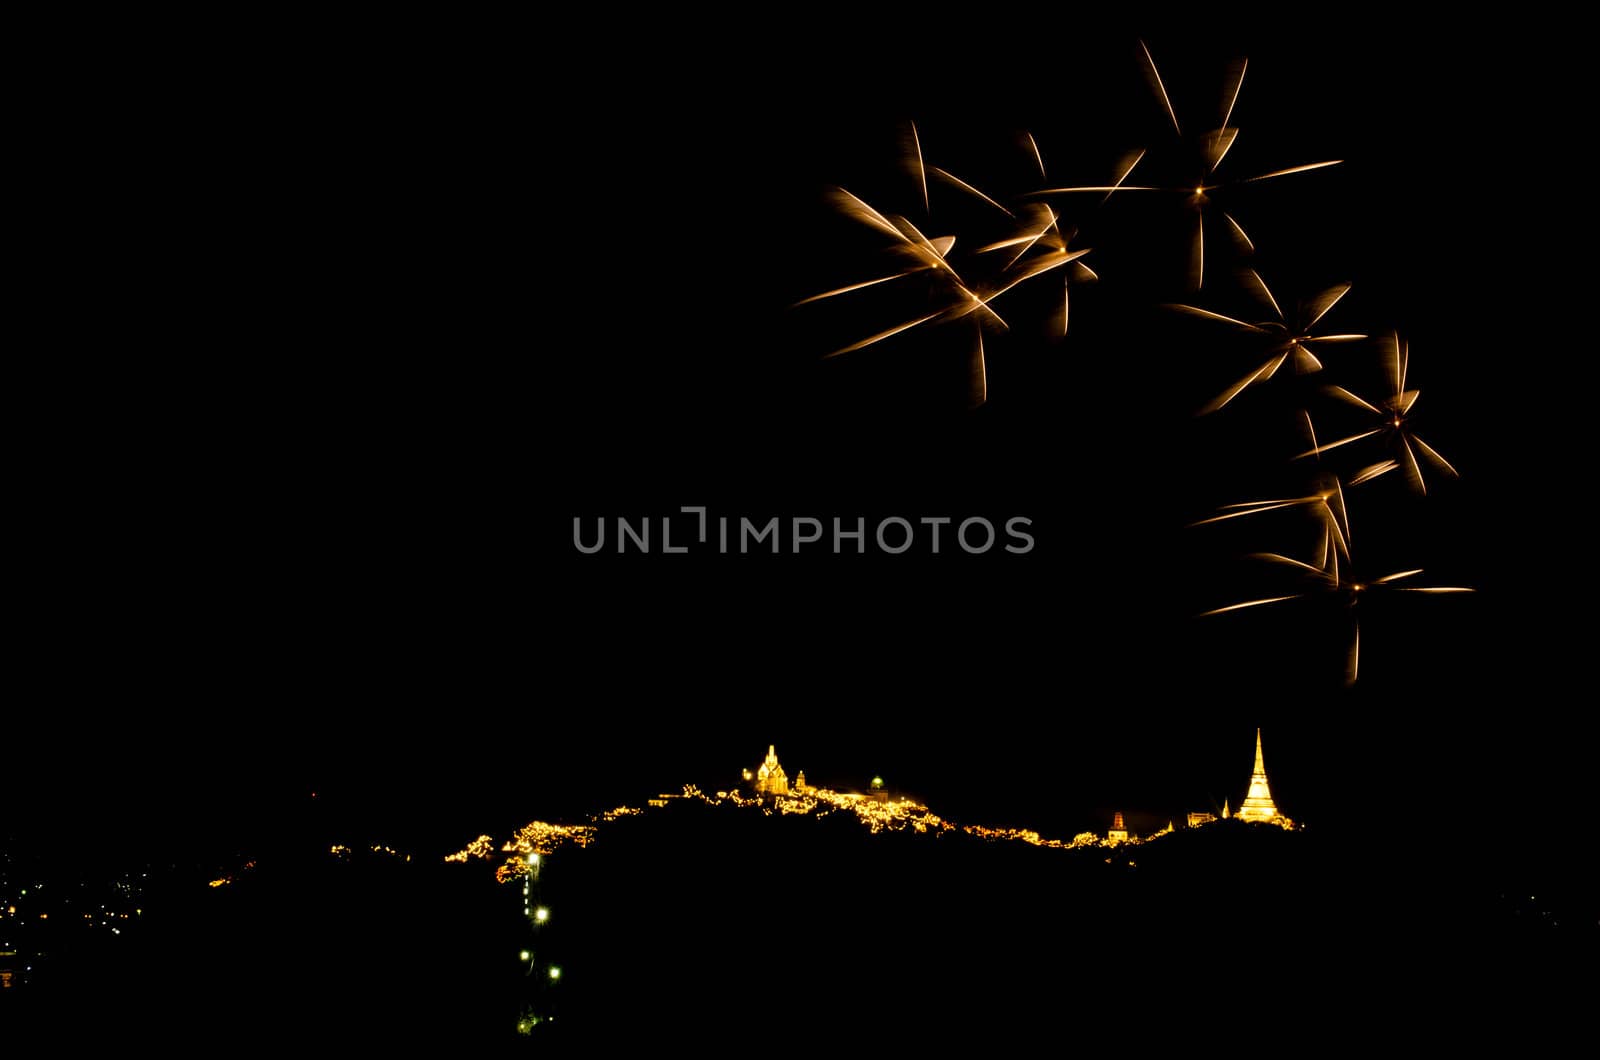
[[1025, 131, 1046, 181], [908, 121, 929, 214], [1140, 38, 1182, 136], [931, 166, 1015, 217], [1298, 333, 1459, 493]]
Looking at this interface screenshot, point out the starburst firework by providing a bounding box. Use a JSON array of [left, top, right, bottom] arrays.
[[1201, 544, 1473, 684], [1035, 42, 1340, 288], [1299, 333, 1459, 494], [1170, 270, 1367, 413]]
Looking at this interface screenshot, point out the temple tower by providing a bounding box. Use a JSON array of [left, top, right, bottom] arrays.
[[755, 745, 789, 796], [1236, 728, 1280, 824]]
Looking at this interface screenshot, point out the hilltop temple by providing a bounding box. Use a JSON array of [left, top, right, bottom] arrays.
[[754, 745, 789, 796], [1236, 728, 1291, 828]]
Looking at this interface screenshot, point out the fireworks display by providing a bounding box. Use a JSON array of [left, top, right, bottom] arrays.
[[798, 40, 1472, 683]]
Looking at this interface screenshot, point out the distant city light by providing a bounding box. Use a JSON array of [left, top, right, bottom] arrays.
[[548, 966, 562, 980], [534, 907, 550, 923], [871, 776, 884, 790], [519, 950, 531, 961]]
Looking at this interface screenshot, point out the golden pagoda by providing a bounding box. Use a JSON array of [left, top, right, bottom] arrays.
[[1236, 728, 1283, 825], [755, 745, 789, 796]]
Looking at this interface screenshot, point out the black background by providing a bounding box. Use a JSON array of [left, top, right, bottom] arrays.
[[9, 15, 1593, 928]]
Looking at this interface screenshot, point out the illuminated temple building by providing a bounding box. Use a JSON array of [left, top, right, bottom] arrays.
[[1236, 729, 1292, 828], [754, 745, 789, 796], [1108, 812, 1129, 844]]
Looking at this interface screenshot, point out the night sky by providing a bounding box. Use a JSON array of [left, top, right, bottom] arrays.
[[10, 19, 1593, 898]]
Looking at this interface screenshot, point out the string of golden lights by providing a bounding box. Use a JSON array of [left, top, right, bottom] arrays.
[[445, 779, 1205, 887]]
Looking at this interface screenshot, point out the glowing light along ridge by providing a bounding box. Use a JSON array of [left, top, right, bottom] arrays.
[[446, 749, 1296, 881]]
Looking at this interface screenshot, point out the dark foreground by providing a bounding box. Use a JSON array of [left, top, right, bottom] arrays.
[[3, 800, 1592, 1047]]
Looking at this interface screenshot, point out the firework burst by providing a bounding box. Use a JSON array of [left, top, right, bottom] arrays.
[[1035, 41, 1340, 288], [1169, 270, 1367, 413], [801, 126, 1103, 404], [1298, 333, 1459, 494], [1201, 544, 1473, 684], [975, 200, 1100, 337], [796, 187, 1009, 405]]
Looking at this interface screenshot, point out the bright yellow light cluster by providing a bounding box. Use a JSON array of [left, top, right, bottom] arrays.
[[960, 825, 1111, 849], [502, 821, 598, 856], [444, 835, 493, 863], [775, 795, 819, 816], [806, 788, 955, 834], [683, 783, 957, 834]]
